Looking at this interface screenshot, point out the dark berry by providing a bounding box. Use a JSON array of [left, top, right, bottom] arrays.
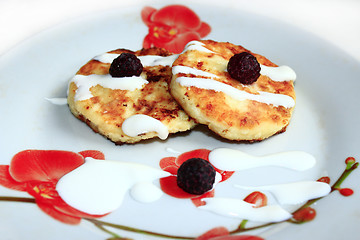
[[227, 52, 261, 84], [109, 53, 143, 77], [177, 158, 216, 195]]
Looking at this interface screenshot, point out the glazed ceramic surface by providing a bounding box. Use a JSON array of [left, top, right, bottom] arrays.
[[0, 2, 359, 240]]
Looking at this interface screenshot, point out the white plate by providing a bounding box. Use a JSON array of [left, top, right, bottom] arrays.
[[0, 2, 359, 240]]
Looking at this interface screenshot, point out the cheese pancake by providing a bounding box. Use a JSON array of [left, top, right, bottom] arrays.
[[68, 47, 196, 144], [170, 40, 296, 141]]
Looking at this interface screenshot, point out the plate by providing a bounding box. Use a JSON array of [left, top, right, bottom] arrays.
[[0, 2, 359, 240]]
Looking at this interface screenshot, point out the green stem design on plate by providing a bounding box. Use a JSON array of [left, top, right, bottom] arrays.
[[0, 158, 357, 240], [91, 220, 126, 240], [0, 196, 35, 203], [85, 218, 192, 240]]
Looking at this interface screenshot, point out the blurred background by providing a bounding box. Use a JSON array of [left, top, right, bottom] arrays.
[[0, 0, 359, 62]]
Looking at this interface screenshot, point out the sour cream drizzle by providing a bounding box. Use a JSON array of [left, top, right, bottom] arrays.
[[198, 148, 330, 222], [260, 65, 296, 82], [93, 53, 179, 67], [172, 65, 219, 78], [174, 41, 296, 108], [71, 74, 148, 102], [183, 40, 214, 53], [56, 157, 170, 215], [70, 53, 178, 102], [121, 114, 169, 140], [55, 147, 330, 222], [235, 181, 331, 205], [200, 180, 330, 222], [176, 76, 295, 108], [45, 97, 68, 105], [200, 198, 292, 222], [209, 148, 316, 171]]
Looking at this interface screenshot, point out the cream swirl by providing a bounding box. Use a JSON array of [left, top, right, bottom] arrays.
[[56, 157, 170, 215], [121, 114, 169, 140]]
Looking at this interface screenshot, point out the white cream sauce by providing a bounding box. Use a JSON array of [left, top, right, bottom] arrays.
[[121, 114, 169, 140], [130, 182, 164, 203], [182, 40, 214, 53], [198, 148, 330, 221], [176, 76, 295, 108], [172, 65, 219, 78], [56, 157, 170, 215], [235, 181, 331, 205], [200, 198, 292, 222], [139, 55, 179, 67], [93, 53, 179, 67], [93, 53, 119, 63], [71, 74, 148, 102], [209, 148, 316, 171], [45, 97, 68, 105], [55, 147, 330, 223], [260, 65, 296, 82], [200, 181, 330, 221]]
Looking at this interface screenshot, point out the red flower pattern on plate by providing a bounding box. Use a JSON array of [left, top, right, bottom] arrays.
[[159, 149, 234, 206], [243, 191, 267, 208], [0, 150, 108, 224], [141, 5, 211, 53], [196, 226, 264, 240]]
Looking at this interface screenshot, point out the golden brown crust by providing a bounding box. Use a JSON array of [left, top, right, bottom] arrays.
[[170, 40, 295, 141], [68, 47, 196, 144]]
